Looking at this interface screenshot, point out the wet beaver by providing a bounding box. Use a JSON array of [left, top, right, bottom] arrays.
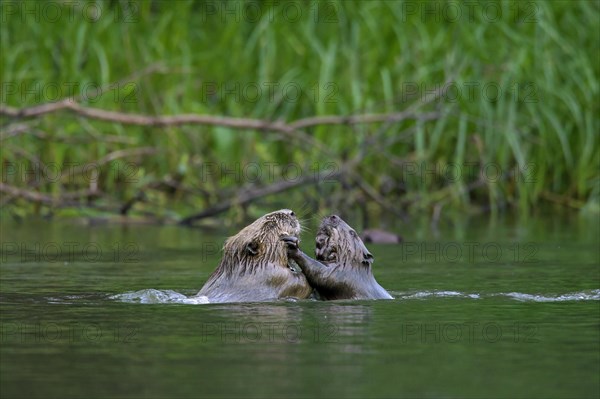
[[284, 215, 393, 300], [362, 229, 402, 244], [197, 209, 313, 303]]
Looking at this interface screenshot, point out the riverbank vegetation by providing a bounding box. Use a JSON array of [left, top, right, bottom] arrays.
[[1, 0, 598, 226]]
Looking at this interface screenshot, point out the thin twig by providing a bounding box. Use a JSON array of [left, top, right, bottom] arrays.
[[67, 147, 158, 178], [178, 163, 353, 226]]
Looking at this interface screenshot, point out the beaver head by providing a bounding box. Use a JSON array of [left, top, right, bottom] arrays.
[[315, 215, 374, 268], [220, 209, 300, 276]]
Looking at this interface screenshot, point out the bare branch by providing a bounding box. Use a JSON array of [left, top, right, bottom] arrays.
[[0, 97, 448, 220], [0, 182, 101, 205], [0, 100, 296, 133], [290, 110, 441, 130], [0, 101, 439, 133]]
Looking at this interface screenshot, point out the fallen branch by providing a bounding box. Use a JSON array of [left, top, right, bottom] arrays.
[[178, 164, 349, 226], [0, 100, 439, 133], [0, 99, 295, 132]]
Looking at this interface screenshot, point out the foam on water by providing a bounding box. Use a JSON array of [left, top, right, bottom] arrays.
[[108, 288, 600, 304], [110, 289, 210, 304], [394, 291, 482, 300]]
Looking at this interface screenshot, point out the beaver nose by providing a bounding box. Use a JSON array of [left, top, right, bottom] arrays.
[[329, 215, 339, 222]]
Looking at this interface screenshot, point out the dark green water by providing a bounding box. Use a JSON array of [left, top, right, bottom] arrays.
[[1, 215, 599, 399]]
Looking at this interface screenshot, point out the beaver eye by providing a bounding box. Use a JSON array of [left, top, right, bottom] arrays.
[[246, 241, 259, 256], [290, 211, 295, 217], [350, 230, 357, 238]]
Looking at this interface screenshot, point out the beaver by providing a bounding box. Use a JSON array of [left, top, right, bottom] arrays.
[[196, 209, 313, 303], [361, 229, 402, 244], [283, 215, 393, 300]]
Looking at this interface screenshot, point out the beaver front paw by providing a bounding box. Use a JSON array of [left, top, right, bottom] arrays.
[[281, 235, 301, 258]]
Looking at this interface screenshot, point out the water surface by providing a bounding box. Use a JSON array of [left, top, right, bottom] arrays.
[[1, 215, 598, 398]]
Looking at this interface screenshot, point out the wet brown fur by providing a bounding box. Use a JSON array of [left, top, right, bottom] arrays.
[[197, 209, 313, 303], [287, 215, 393, 300]]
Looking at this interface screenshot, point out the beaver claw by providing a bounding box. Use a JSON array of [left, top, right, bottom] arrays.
[[281, 235, 299, 248]]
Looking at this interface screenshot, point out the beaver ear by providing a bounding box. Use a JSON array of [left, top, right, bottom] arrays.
[[362, 252, 374, 266], [246, 241, 259, 256]]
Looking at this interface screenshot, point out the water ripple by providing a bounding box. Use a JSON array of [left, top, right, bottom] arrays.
[[501, 290, 600, 302], [108, 289, 600, 304], [392, 289, 600, 302]]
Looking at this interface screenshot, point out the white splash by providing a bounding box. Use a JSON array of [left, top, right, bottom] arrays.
[[110, 289, 210, 304], [394, 290, 480, 300]]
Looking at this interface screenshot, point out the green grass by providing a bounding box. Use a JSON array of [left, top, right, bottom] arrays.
[[1, 0, 598, 222]]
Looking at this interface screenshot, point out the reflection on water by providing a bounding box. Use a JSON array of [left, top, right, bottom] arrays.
[[1, 215, 598, 399]]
